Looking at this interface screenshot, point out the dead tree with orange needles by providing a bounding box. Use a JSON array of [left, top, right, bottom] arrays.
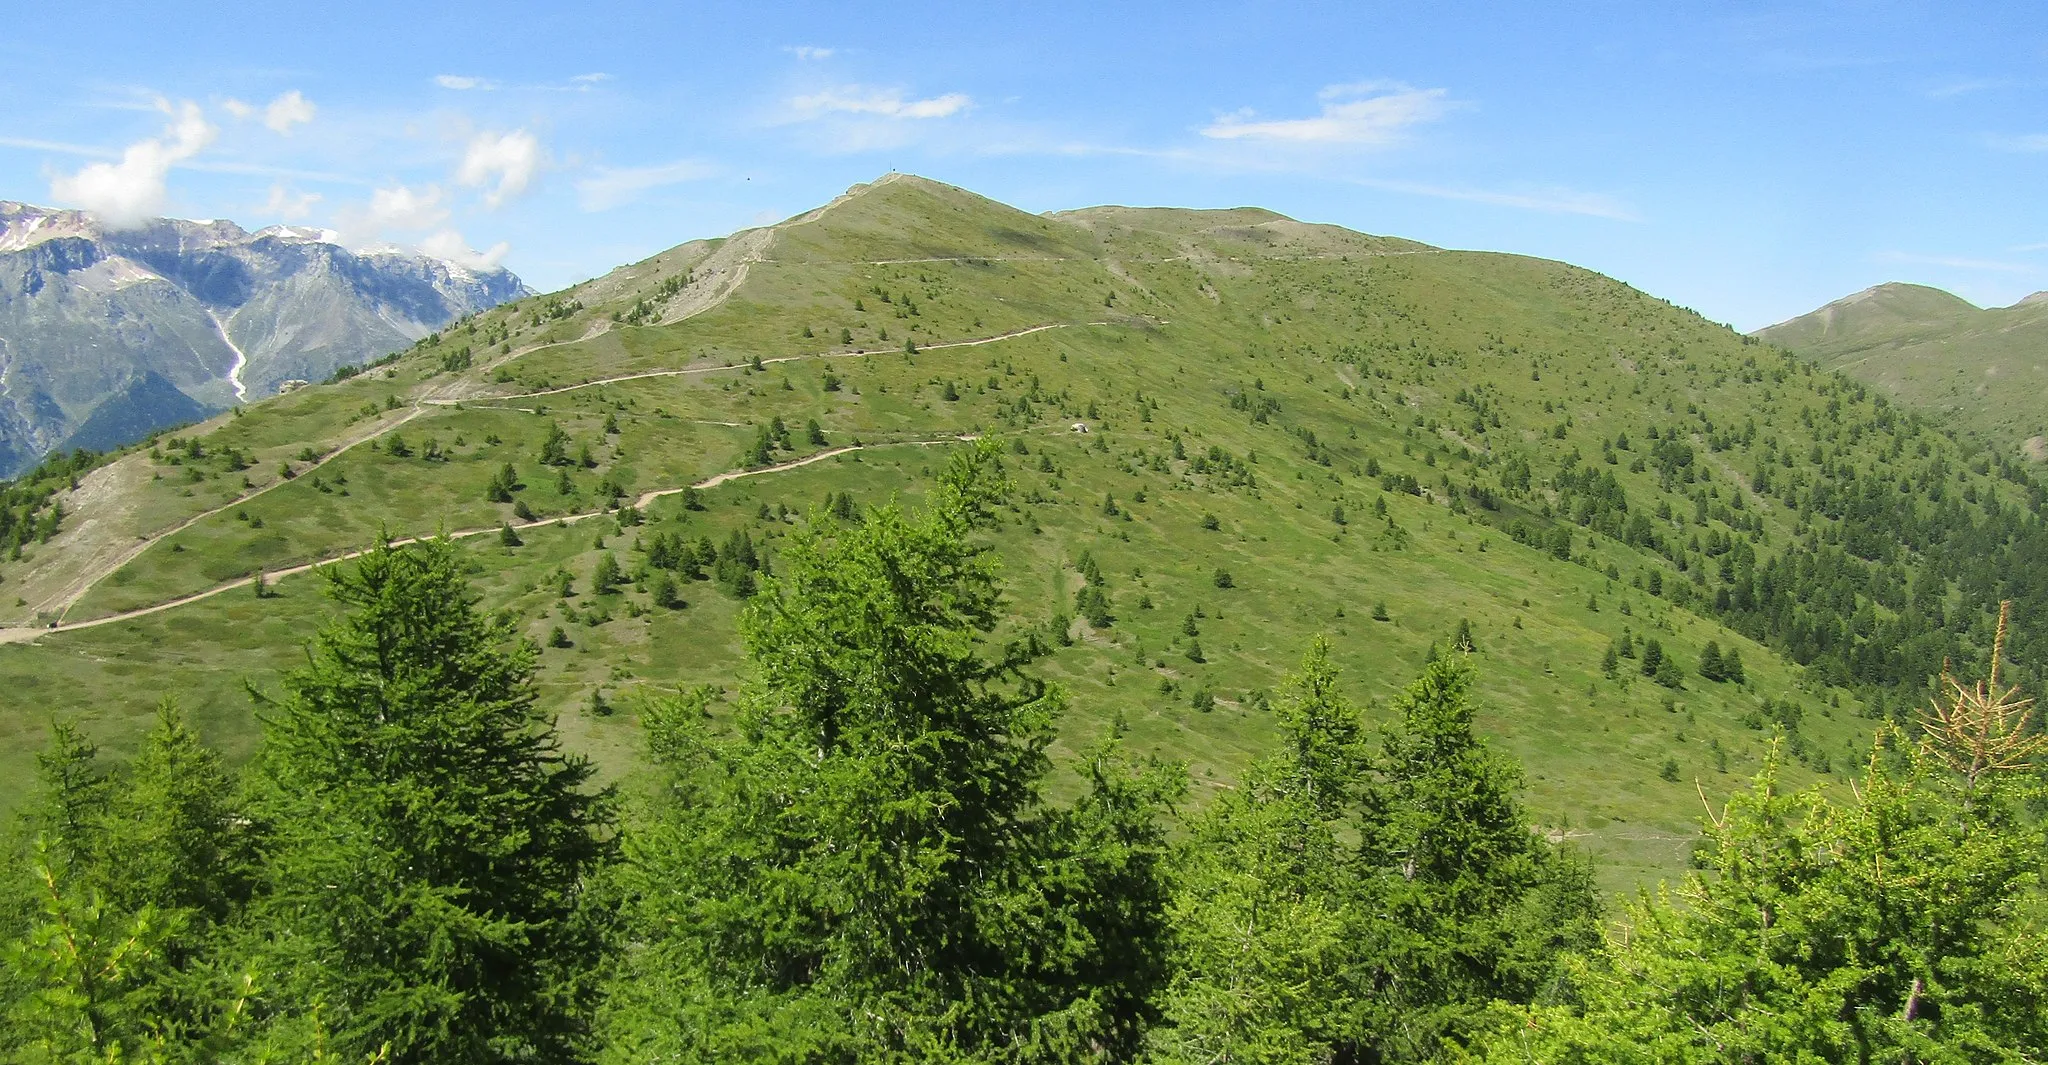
[[1920, 600, 2047, 798]]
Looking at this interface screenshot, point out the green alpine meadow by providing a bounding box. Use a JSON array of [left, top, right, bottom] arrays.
[[1, 170, 2045, 1061]]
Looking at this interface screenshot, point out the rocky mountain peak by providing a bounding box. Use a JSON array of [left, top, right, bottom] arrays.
[[0, 202, 529, 475]]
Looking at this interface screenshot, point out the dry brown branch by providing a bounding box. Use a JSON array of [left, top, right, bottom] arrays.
[[1695, 781, 1727, 831], [1920, 601, 2047, 791]]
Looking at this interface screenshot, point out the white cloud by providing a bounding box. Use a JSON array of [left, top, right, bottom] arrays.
[[576, 158, 719, 211], [261, 90, 316, 134], [1202, 82, 1450, 145], [791, 86, 972, 120], [419, 228, 508, 269], [262, 182, 321, 220], [336, 186, 508, 268], [226, 90, 316, 134], [570, 72, 611, 84], [456, 129, 542, 208], [789, 46, 835, 61], [49, 97, 216, 226], [365, 184, 449, 231], [434, 74, 494, 91]]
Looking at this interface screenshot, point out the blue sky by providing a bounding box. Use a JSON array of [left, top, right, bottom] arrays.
[[2, 1, 2043, 330]]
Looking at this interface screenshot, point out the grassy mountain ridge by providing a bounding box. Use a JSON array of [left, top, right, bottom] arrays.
[[1757, 280, 2048, 455], [0, 174, 2039, 890]]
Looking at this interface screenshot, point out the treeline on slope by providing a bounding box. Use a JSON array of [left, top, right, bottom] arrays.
[[325, 294, 589, 385], [3, 441, 2043, 1064], [0, 445, 147, 576], [1, 421, 213, 565], [1330, 338, 2048, 729], [1227, 252, 2048, 725], [0, 449, 100, 561]]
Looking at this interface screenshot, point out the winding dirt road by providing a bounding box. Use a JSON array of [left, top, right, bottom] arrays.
[[44, 405, 430, 627], [25, 318, 1087, 634], [426, 321, 1098, 407], [0, 436, 975, 644]]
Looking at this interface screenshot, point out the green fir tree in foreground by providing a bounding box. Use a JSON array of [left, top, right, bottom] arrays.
[[1147, 639, 1601, 1064], [243, 537, 614, 1064], [0, 538, 617, 1062], [0, 705, 253, 1062], [601, 440, 1181, 1063]]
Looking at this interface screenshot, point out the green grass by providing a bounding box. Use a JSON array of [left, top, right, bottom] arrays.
[[0, 175, 2001, 894]]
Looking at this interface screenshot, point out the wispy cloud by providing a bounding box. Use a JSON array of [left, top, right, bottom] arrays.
[[788, 46, 835, 61], [1004, 133, 1635, 220], [1348, 176, 1638, 221], [1755, 49, 1895, 73], [332, 183, 508, 269], [1875, 250, 2036, 273], [49, 97, 216, 225], [179, 159, 366, 184], [0, 131, 358, 184], [576, 158, 719, 211], [261, 182, 320, 220], [1987, 133, 2048, 153], [456, 129, 543, 208], [1928, 78, 2003, 99], [791, 86, 972, 120], [80, 87, 180, 114], [418, 228, 508, 269], [363, 184, 448, 231], [435, 73, 611, 93], [0, 135, 116, 158], [1202, 82, 1450, 145]]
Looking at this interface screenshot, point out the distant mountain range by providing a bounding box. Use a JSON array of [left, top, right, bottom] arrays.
[[1755, 282, 2048, 458], [0, 202, 527, 476]]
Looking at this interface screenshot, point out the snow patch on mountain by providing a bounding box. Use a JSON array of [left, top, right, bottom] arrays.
[[4, 204, 503, 282], [0, 203, 96, 252], [71, 255, 166, 293], [253, 224, 343, 246]]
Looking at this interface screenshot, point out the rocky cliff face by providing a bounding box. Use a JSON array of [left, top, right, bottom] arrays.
[[0, 203, 528, 475]]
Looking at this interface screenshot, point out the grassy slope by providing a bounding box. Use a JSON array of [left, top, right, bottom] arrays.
[[0, 175, 2010, 891], [1757, 282, 2048, 454]]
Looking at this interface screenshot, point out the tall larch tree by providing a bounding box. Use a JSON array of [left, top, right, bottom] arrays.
[[245, 538, 614, 1065]]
